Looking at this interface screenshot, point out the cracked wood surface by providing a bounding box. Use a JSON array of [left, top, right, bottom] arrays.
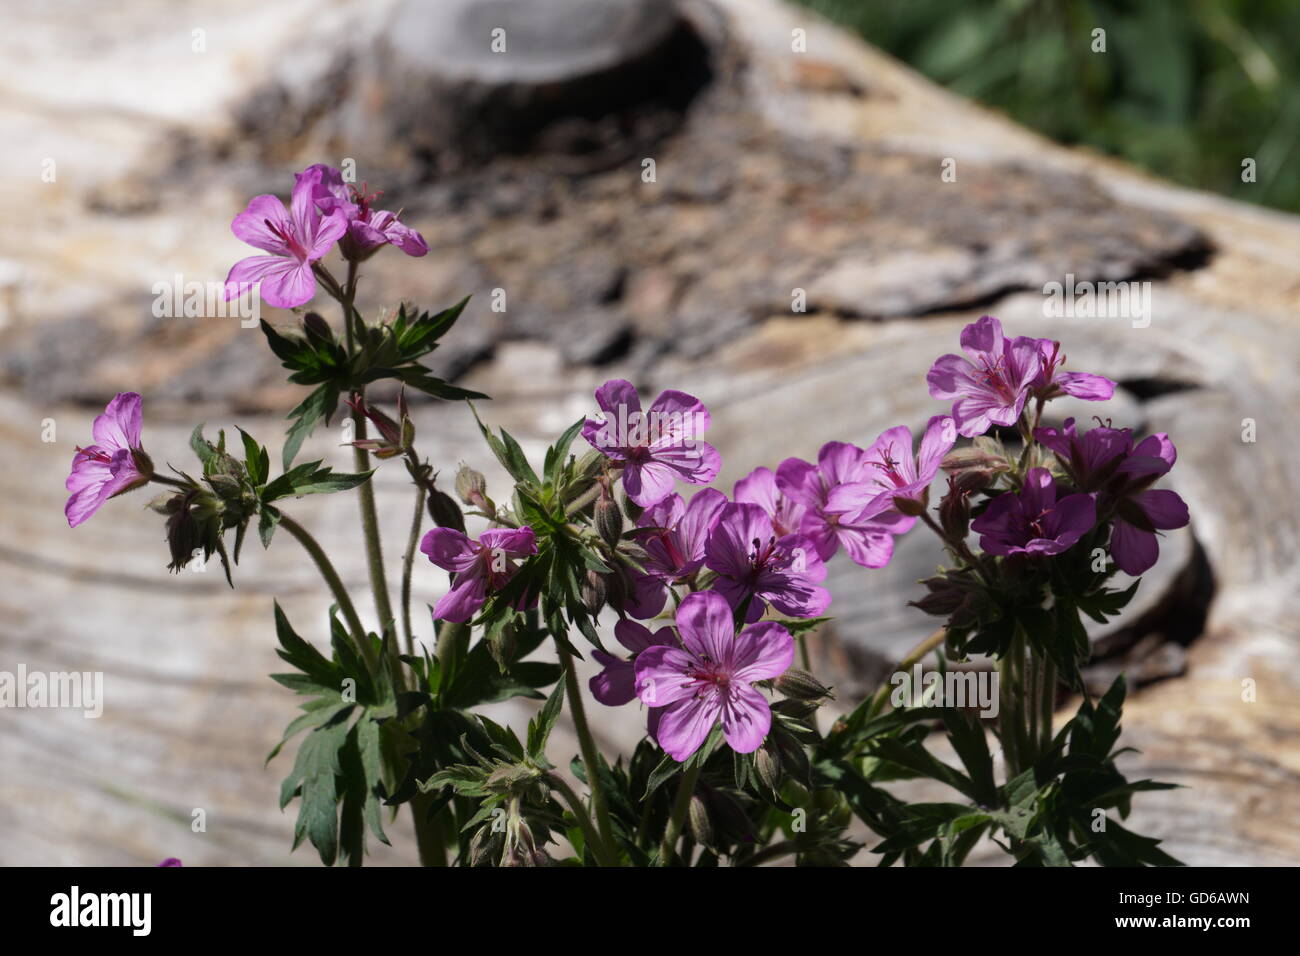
[[1, 0, 1297, 865]]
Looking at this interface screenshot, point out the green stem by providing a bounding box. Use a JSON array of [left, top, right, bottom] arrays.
[[556, 639, 619, 862], [659, 761, 702, 865], [277, 512, 377, 674], [401, 482, 427, 657], [865, 626, 947, 719], [548, 774, 616, 867], [738, 839, 801, 867], [352, 412, 401, 689], [1039, 655, 1056, 752]]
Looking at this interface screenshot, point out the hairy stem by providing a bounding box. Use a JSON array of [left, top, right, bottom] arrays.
[[401, 482, 427, 657], [659, 761, 702, 866], [548, 773, 616, 867], [556, 639, 619, 863], [277, 512, 377, 674]]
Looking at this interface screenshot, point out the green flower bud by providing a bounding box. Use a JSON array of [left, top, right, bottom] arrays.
[[773, 668, 834, 702]]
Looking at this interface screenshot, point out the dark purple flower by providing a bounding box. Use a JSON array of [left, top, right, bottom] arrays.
[[704, 502, 829, 622], [624, 489, 727, 619], [927, 315, 1042, 438], [971, 467, 1096, 557], [776, 443, 907, 569], [156, 858, 183, 867], [1034, 419, 1189, 575], [1030, 339, 1115, 401], [65, 392, 151, 527], [1033, 417, 1131, 489], [224, 167, 347, 308], [420, 526, 537, 622], [634, 590, 793, 761], [590, 620, 677, 706], [582, 379, 721, 508], [304, 164, 428, 261]]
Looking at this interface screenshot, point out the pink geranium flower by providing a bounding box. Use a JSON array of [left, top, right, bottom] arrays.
[[65, 392, 151, 528], [704, 502, 830, 622], [734, 466, 806, 537], [590, 620, 677, 706], [224, 166, 348, 308], [851, 415, 957, 522], [971, 467, 1096, 557], [634, 590, 793, 761], [624, 489, 727, 619], [303, 164, 428, 261], [776, 443, 907, 569], [1029, 339, 1115, 401], [927, 315, 1042, 438], [582, 379, 721, 508], [420, 526, 537, 622]]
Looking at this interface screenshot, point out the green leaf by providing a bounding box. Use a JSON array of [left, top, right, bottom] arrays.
[[238, 427, 270, 486], [282, 384, 339, 469], [528, 680, 566, 758]]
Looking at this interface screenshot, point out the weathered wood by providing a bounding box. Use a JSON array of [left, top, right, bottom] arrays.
[[2, 0, 1298, 866]]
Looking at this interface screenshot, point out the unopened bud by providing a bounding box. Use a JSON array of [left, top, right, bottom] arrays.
[[688, 794, 713, 847], [455, 464, 489, 508], [594, 494, 623, 548], [755, 739, 782, 793], [427, 489, 467, 533], [581, 570, 607, 616], [773, 668, 833, 702], [487, 625, 516, 673], [302, 311, 333, 343]]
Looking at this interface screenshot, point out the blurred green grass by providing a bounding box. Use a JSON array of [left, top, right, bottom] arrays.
[[795, 0, 1300, 214]]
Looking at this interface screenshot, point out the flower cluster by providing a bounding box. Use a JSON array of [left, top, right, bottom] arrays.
[[65, 158, 1190, 867]]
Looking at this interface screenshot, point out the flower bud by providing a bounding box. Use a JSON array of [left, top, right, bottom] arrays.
[[773, 668, 834, 702], [939, 479, 971, 540], [688, 793, 713, 847], [427, 489, 467, 533], [594, 490, 624, 549], [581, 570, 607, 616], [755, 739, 782, 793], [455, 464, 488, 507], [302, 311, 334, 344], [487, 625, 516, 673]]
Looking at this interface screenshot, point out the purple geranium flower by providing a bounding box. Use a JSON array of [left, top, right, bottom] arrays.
[[854, 415, 957, 519], [156, 858, 183, 867], [590, 620, 678, 706], [1033, 417, 1131, 489], [303, 164, 428, 261], [581, 379, 721, 508], [634, 590, 793, 761], [420, 526, 537, 622], [624, 489, 727, 619], [927, 315, 1042, 438], [704, 502, 830, 622], [224, 166, 348, 309], [1030, 339, 1115, 401], [734, 466, 806, 537], [1036, 419, 1188, 575], [65, 392, 151, 528], [776, 443, 907, 569], [971, 467, 1096, 557]]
